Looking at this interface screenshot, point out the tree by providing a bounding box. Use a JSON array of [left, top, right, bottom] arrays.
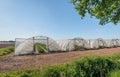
[[71, 0, 120, 25]]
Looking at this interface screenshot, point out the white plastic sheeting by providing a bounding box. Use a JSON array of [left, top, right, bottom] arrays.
[[47, 38, 61, 51], [56, 38, 88, 51], [74, 38, 88, 48], [110, 39, 120, 47], [15, 36, 120, 55], [85, 39, 96, 49], [56, 39, 75, 51], [92, 38, 107, 49], [15, 38, 34, 55]]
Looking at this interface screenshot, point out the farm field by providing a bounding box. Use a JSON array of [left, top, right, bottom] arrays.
[[1, 47, 120, 72]]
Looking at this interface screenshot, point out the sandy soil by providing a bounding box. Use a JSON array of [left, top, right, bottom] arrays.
[[0, 47, 120, 72]]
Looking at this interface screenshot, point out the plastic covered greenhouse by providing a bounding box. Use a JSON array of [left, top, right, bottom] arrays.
[[15, 36, 61, 55], [15, 36, 120, 55]]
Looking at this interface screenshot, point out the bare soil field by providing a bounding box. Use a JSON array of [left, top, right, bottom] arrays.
[[0, 44, 14, 48], [0, 47, 120, 72]]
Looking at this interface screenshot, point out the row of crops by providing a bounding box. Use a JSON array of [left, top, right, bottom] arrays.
[[15, 36, 120, 55], [1, 53, 120, 77], [0, 46, 14, 56]]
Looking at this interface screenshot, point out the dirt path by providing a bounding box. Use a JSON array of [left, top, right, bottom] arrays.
[[0, 47, 120, 72]]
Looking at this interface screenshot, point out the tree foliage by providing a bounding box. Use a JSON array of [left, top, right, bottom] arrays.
[[71, 0, 120, 25]]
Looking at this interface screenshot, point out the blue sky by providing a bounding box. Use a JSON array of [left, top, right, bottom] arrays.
[[0, 0, 120, 41]]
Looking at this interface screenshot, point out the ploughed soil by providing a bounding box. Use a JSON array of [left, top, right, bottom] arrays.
[[1, 47, 120, 72]]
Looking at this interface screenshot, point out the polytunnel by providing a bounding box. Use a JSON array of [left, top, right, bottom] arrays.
[[56, 37, 87, 51], [56, 39, 75, 51], [15, 38, 34, 55], [109, 39, 120, 47], [74, 38, 86, 46], [15, 36, 120, 55], [84, 39, 96, 49], [105, 39, 112, 48], [73, 37, 88, 49], [15, 36, 61, 55], [92, 38, 107, 49]]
